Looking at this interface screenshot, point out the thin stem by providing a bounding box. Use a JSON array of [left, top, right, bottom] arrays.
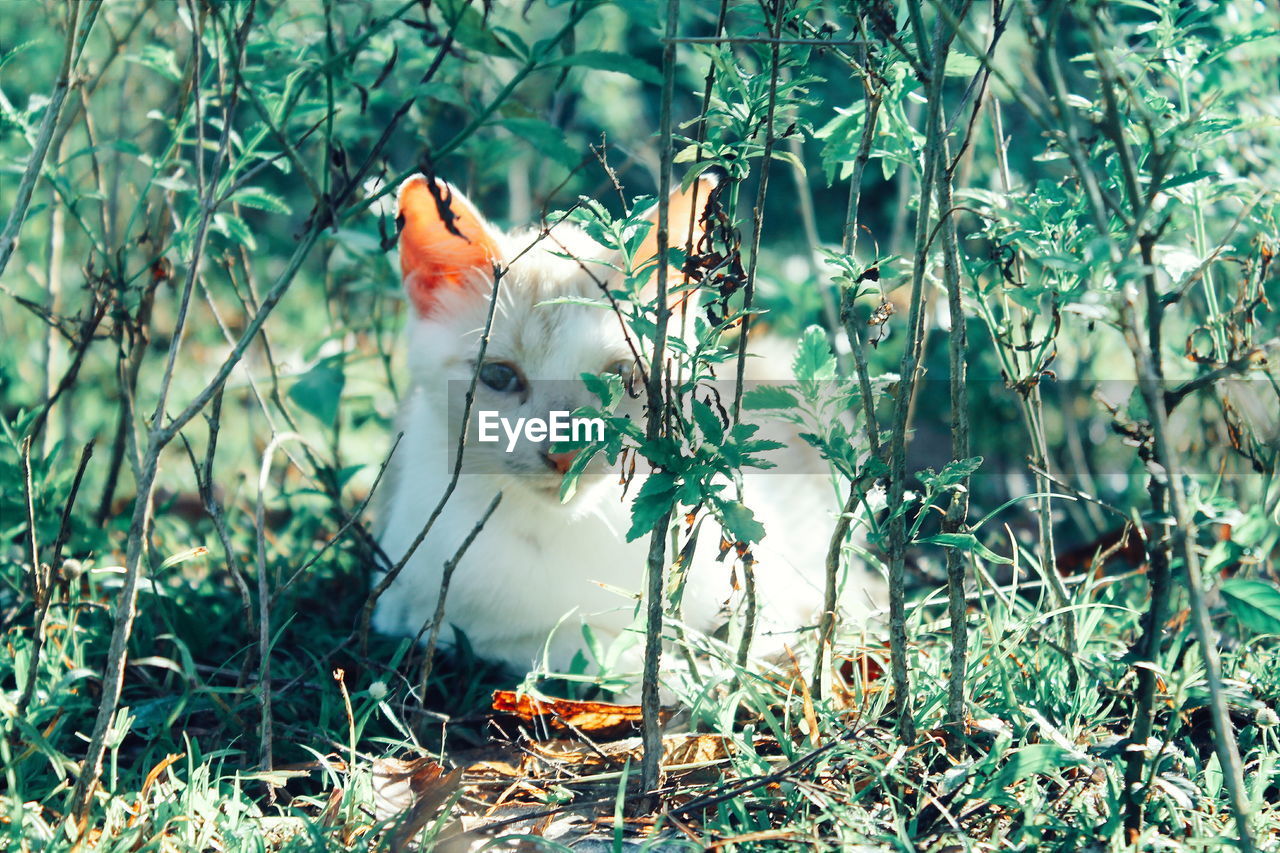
[[1122, 475, 1172, 833], [1120, 291, 1257, 853], [16, 440, 48, 718], [816, 27, 885, 699], [70, 154, 316, 830], [640, 0, 682, 804], [0, 2, 101, 278], [883, 2, 964, 746], [182, 390, 255, 647], [933, 93, 971, 727], [731, 0, 788, 675], [255, 432, 318, 772], [6, 441, 92, 722], [787, 125, 841, 343], [662, 36, 870, 46], [419, 492, 503, 698], [356, 264, 508, 650]]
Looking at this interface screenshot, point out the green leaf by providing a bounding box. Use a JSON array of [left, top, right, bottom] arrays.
[[159, 546, 209, 571], [289, 356, 345, 425], [1160, 169, 1216, 191], [1203, 540, 1245, 575], [231, 187, 291, 215], [334, 464, 365, 492], [917, 532, 1012, 565], [154, 174, 194, 193], [943, 52, 982, 78], [1231, 508, 1278, 549], [212, 212, 255, 249], [691, 400, 724, 446], [926, 456, 984, 488], [499, 118, 579, 169], [491, 26, 530, 60], [127, 45, 181, 82], [972, 745, 1085, 805], [559, 443, 602, 503], [626, 473, 677, 542], [1220, 579, 1280, 635], [1203, 752, 1223, 800], [861, 455, 890, 479], [548, 51, 662, 85], [0, 39, 39, 74], [581, 371, 623, 410], [792, 326, 837, 383], [715, 499, 766, 545], [435, 0, 514, 57], [741, 385, 799, 411]]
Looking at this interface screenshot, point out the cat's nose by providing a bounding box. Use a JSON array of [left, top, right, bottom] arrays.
[[542, 449, 579, 475]]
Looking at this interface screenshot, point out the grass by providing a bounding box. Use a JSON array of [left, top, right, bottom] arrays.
[[4, 496, 1280, 849]]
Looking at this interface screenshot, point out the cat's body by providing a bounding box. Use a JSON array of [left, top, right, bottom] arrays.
[[372, 175, 882, 684]]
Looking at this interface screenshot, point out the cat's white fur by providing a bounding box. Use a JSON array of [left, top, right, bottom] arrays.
[[373, 177, 883, 685]]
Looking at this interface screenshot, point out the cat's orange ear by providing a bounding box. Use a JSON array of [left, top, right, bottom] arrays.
[[633, 169, 723, 273], [398, 175, 501, 316]]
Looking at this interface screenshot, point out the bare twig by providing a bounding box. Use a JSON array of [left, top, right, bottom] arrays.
[[356, 264, 507, 651], [418, 492, 503, 697], [1164, 340, 1279, 411], [49, 442, 95, 569], [29, 299, 108, 441], [275, 435, 404, 601], [255, 431, 319, 773], [181, 390, 255, 652], [0, 2, 101, 278], [16, 440, 49, 717], [816, 488, 860, 699]]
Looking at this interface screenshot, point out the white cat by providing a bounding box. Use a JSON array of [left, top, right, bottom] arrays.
[[372, 173, 882, 688]]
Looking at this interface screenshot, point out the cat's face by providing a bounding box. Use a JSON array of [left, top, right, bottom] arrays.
[[396, 176, 711, 503]]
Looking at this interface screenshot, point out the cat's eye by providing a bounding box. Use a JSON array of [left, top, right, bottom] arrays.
[[604, 358, 639, 395], [604, 358, 635, 383], [479, 361, 524, 394]]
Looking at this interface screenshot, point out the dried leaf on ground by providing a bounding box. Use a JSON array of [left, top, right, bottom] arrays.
[[491, 690, 673, 739], [372, 756, 462, 851]]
